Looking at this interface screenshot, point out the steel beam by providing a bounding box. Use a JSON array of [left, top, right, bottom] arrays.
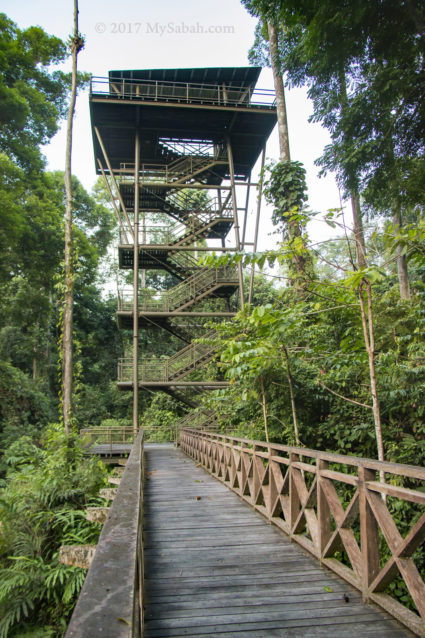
[[249, 146, 266, 305], [94, 126, 134, 240], [227, 138, 244, 310], [133, 131, 140, 436]]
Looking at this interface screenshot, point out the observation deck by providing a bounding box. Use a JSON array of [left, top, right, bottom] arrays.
[[89, 66, 277, 180]]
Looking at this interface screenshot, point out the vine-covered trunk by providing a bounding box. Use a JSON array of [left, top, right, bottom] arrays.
[[63, 0, 80, 433], [267, 20, 308, 285]]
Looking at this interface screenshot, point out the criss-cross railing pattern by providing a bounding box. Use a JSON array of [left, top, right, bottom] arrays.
[[180, 428, 425, 637]]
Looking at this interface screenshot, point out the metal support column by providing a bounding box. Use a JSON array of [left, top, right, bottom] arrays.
[[226, 138, 244, 310], [241, 172, 251, 249], [133, 131, 140, 436], [248, 146, 266, 305]]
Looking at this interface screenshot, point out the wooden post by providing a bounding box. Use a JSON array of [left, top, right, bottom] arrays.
[[289, 452, 300, 535], [133, 131, 140, 437], [317, 458, 331, 558], [359, 466, 380, 599]]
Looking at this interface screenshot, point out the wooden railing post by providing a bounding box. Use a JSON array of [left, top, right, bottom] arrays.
[[317, 458, 331, 559], [359, 465, 380, 600], [289, 452, 300, 535]]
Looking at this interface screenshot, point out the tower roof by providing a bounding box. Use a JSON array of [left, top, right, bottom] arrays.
[[90, 66, 276, 180]]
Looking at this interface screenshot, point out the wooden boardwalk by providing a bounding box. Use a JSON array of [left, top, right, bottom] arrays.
[[143, 444, 411, 637]]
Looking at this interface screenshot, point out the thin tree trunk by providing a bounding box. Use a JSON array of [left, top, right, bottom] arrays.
[[392, 207, 410, 299], [358, 280, 385, 481], [338, 69, 368, 270], [281, 345, 300, 445], [32, 318, 38, 380], [63, 0, 82, 433], [33, 347, 37, 381], [350, 191, 367, 269], [260, 375, 269, 443]]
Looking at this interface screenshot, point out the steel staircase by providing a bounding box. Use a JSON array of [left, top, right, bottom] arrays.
[[118, 266, 238, 314], [118, 330, 218, 384]]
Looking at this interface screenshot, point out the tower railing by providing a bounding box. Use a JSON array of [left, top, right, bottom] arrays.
[[91, 76, 276, 108], [118, 330, 218, 383], [118, 266, 237, 313], [118, 200, 233, 247]]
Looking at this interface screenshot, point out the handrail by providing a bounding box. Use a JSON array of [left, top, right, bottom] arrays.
[[180, 428, 425, 636], [118, 331, 218, 383], [91, 76, 276, 108], [66, 431, 144, 638], [118, 203, 233, 247], [117, 266, 238, 313]]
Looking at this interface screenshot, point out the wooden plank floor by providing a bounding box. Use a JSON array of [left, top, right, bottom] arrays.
[[143, 444, 411, 637]]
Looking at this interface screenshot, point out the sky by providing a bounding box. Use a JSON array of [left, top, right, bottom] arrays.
[[3, 0, 343, 251]]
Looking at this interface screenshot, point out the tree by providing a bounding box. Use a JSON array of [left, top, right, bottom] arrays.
[[243, 6, 311, 285], [243, 0, 425, 294], [0, 13, 68, 173], [62, 1, 84, 432]]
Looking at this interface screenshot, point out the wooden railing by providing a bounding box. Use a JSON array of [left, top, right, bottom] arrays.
[[180, 428, 425, 636], [66, 431, 144, 638]]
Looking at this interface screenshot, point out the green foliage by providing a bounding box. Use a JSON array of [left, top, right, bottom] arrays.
[[140, 394, 183, 442], [0, 425, 107, 637], [201, 239, 425, 464], [264, 160, 308, 230], [0, 13, 68, 172]]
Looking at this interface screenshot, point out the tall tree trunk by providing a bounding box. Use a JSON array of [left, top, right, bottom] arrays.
[[393, 207, 410, 299], [63, 0, 82, 433], [338, 70, 368, 270], [267, 20, 307, 284], [267, 21, 290, 162]]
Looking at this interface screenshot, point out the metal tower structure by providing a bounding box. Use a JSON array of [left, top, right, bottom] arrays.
[[89, 67, 276, 434]]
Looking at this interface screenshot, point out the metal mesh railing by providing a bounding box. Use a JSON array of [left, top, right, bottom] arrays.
[[118, 266, 237, 313], [118, 331, 218, 383], [118, 200, 232, 247], [91, 76, 276, 108]]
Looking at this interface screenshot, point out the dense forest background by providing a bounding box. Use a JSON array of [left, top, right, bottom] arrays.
[[0, 1, 425, 635]]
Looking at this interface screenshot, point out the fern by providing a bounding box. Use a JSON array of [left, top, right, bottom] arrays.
[[0, 425, 107, 636]]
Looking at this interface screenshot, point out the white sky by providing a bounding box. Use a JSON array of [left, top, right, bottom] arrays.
[[3, 0, 344, 251]]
